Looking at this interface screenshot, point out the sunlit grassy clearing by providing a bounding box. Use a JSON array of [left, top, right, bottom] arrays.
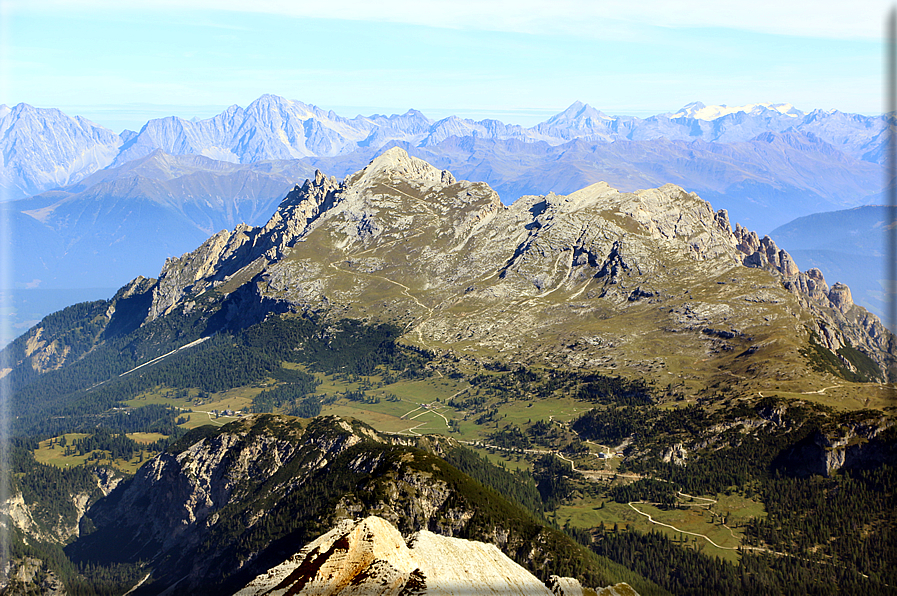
[[34, 434, 160, 474], [556, 491, 767, 564]]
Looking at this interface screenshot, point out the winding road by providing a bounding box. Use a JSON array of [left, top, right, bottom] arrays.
[[626, 501, 744, 551]]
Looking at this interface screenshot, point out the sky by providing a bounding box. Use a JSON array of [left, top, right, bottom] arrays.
[[0, 0, 892, 133]]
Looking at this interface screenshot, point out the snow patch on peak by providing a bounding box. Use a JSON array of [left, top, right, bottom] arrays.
[[673, 102, 804, 121]]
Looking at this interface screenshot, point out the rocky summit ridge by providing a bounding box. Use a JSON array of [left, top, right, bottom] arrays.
[[235, 515, 634, 596], [126, 147, 894, 387], [8, 147, 894, 395]]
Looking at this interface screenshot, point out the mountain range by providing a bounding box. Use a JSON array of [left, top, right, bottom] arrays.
[[3, 96, 887, 199], [2, 150, 894, 595], [2, 96, 887, 227], [3, 95, 892, 337], [8, 148, 893, 398]]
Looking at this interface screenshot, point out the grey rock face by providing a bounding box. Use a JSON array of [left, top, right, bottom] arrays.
[[0, 467, 120, 548], [75, 416, 379, 567], [777, 415, 895, 477], [236, 515, 575, 596], [828, 282, 854, 313], [737, 233, 799, 277], [133, 147, 894, 382], [0, 557, 67, 596], [729, 221, 894, 379], [784, 268, 830, 303]]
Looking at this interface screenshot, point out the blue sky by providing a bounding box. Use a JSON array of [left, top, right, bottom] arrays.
[[0, 1, 891, 133]]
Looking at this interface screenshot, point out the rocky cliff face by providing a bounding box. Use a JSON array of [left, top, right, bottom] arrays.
[[0, 556, 67, 596], [775, 415, 896, 477], [121, 147, 893, 387], [234, 515, 614, 596], [75, 416, 379, 562], [0, 467, 121, 547]]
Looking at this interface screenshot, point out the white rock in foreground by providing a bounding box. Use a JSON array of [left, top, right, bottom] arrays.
[[235, 515, 622, 596]]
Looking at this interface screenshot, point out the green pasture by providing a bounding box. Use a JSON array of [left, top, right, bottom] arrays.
[[556, 491, 766, 564], [124, 383, 258, 413], [363, 376, 468, 404], [467, 444, 532, 472], [490, 397, 586, 426], [321, 404, 420, 433], [34, 433, 159, 474], [758, 384, 894, 412], [34, 434, 90, 468], [314, 373, 481, 437]]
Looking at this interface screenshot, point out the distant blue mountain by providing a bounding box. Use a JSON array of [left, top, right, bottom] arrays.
[[5, 151, 314, 289], [2, 95, 888, 200]]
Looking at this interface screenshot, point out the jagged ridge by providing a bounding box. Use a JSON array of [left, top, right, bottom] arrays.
[[126, 147, 894, 384]]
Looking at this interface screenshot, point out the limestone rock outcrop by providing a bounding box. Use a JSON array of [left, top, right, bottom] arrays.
[[731, 218, 893, 380], [776, 414, 895, 477], [236, 515, 582, 596], [828, 282, 854, 314], [0, 556, 67, 596], [0, 467, 120, 547]]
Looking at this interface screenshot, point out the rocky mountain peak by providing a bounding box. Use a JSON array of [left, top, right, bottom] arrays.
[[236, 515, 584, 596], [738, 234, 800, 277], [246, 93, 315, 119], [828, 282, 854, 313], [128, 151, 894, 381], [348, 146, 457, 188], [0, 102, 122, 198], [258, 168, 342, 255], [549, 101, 608, 124], [784, 267, 830, 303], [672, 101, 706, 117]]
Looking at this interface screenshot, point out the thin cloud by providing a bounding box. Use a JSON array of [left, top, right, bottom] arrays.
[[5, 0, 892, 40]]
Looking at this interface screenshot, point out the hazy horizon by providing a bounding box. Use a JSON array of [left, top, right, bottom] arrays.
[[1, 1, 889, 132]]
